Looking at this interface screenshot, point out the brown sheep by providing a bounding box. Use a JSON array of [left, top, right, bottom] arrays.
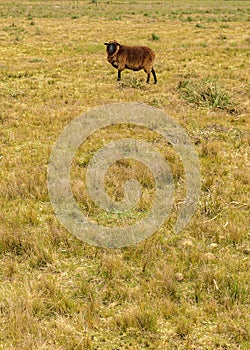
[[104, 40, 157, 84]]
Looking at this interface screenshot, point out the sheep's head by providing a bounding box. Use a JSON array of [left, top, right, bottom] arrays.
[[104, 40, 120, 55]]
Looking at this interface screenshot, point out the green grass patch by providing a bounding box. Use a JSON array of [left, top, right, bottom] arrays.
[[178, 78, 236, 113]]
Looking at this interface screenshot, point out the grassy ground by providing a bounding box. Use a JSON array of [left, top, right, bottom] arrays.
[[0, 1, 250, 349]]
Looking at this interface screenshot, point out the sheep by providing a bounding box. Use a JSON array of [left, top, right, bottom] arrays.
[[104, 40, 157, 84]]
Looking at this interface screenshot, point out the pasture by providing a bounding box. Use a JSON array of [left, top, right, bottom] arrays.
[[0, 1, 249, 349]]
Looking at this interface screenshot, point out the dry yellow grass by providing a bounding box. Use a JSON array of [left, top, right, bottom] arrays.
[[0, 1, 250, 349]]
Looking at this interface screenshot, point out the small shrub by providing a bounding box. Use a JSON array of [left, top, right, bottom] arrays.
[[151, 33, 160, 41], [195, 23, 205, 28]]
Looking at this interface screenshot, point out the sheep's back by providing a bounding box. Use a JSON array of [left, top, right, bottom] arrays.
[[119, 45, 155, 70]]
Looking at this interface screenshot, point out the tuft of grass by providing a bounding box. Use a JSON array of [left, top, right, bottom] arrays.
[[151, 33, 160, 41], [115, 303, 158, 332], [177, 78, 236, 112], [118, 77, 146, 90], [195, 22, 205, 28], [176, 316, 193, 339]]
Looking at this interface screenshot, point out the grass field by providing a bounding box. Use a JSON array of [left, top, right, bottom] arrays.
[[0, 1, 250, 349]]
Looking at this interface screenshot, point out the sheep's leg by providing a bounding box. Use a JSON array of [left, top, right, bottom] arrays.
[[144, 67, 153, 84], [117, 70, 122, 81], [152, 68, 157, 84]]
